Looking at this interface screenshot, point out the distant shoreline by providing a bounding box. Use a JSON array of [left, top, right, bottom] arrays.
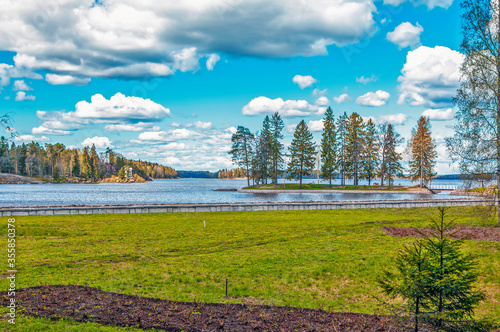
[[0, 173, 148, 184]]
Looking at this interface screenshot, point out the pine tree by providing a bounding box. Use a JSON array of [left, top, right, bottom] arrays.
[[269, 112, 285, 184], [422, 208, 485, 328], [255, 116, 272, 184], [320, 107, 337, 187], [379, 241, 430, 332], [90, 144, 100, 182], [345, 112, 365, 188], [288, 120, 316, 189], [362, 118, 379, 185], [409, 116, 437, 188], [53, 165, 61, 182], [17, 143, 27, 176], [81, 146, 91, 179], [380, 208, 485, 331], [336, 112, 348, 186], [228, 126, 255, 187], [381, 124, 404, 188], [71, 150, 80, 177]]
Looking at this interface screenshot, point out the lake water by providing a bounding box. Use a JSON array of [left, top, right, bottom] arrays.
[[0, 178, 470, 207]]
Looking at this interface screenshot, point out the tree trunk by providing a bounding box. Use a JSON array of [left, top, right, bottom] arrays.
[[354, 160, 357, 189], [246, 164, 250, 187], [497, 7, 500, 227], [415, 296, 419, 332], [420, 149, 423, 188]]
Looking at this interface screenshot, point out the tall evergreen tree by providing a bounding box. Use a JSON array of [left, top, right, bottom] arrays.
[[81, 146, 91, 179], [380, 207, 485, 331], [345, 112, 365, 188], [409, 116, 437, 188], [288, 120, 316, 189], [380, 124, 404, 187], [269, 112, 285, 184], [421, 208, 485, 328], [256, 116, 272, 184], [89, 144, 100, 181], [228, 126, 255, 187], [320, 107, 337, 187], [336, 112, 348, 186], [18, 143, 27, 176], [71, 150, 80, 177], [362, 118, 379, 185], [379, 241, 429, 332]]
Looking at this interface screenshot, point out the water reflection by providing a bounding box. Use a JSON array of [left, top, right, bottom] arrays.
[[0, 178, 470, 207]]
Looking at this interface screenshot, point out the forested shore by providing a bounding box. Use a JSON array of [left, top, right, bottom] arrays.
[[0, 138, 177, 183]]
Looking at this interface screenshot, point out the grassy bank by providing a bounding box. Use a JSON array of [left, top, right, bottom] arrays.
[[1, 207, 499, 330], [244, 183, 411, 191]]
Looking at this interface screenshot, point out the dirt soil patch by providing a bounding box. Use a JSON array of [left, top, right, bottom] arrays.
[[1, 285, 400, 331], [380, 226, 500, 242]]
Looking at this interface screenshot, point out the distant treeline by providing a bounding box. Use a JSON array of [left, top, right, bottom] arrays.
[[434, 174, 461, 180], [218, 167, 246, 179], [0, 137, 177, 182], [177, 170, 218, 178]]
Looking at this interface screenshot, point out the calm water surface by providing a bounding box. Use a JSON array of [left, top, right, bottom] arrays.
[[0, 178, 470, 207]]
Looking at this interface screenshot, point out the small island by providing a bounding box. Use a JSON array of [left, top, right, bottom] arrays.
[[239, 183, 434, 194]]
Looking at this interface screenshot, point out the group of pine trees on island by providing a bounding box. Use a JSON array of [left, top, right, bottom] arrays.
[[229, 107, 437, 189], [0, 140, 177, 183]]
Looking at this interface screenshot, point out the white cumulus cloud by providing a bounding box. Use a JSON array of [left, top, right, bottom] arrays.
[[315, 96, 330, 106], [0, 63, 42, 89], [387, 22, 423, 49], [0, 0, 377, 79], [383, 0, 453, 9], [81, 136, 114, 148], [356, 74, 377, 84], [292, 75, 317, 89], [397, 46, 464, 108], [172, 47, 200, 72], [135, 129, 204, 143], [356, 90, 390, 106], [206, 54, 220, 71], [421, 108, 454, 120], [104, 122, 161, 132], [33, 93, 170, 135], [193, 121, 212, 129], [378, 113, 407, 125], [45, 74, 91, 86], [242, 96, 323, 117], [308, 119, 324, 132], [15, 134, 49, 142], [333, 93, 352, 103], [32, 126, 71, 135], [15, 91, 35, 101], [12, 80, 32, 91]]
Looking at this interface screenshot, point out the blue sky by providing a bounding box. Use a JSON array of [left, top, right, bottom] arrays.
[[0, 0, 463, 173]]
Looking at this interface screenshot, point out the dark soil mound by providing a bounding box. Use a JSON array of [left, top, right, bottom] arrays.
[[380, 226, 500, 242], [1, 285, 399, 331]]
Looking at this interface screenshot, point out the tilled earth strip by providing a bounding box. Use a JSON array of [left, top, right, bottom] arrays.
[[1, 285, 399, 331], [380, 226, 500, 242]]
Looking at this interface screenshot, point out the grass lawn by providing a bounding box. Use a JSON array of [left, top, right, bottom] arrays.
[[244, 183, 409, 190], [1, 207, 499, 331]]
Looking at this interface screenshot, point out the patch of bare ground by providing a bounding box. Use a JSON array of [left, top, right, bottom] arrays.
[[380, 226, 500, 242], [1, 285, 401, 331]]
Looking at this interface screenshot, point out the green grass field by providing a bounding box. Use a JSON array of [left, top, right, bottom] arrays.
[[1, 207, 499, 331]]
